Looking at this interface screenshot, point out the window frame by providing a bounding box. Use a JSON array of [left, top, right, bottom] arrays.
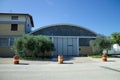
[[0, 38, 9, 46], [79, 38, 95, 46], [11, 24, 18, 31], [11, 16, 18, 20]]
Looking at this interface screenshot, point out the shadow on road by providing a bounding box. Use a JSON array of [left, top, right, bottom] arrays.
[[17, 63, 29, 65], [107, 60, 116, 62], [100, 66, 120, 72], [52, 56, 74, 62]]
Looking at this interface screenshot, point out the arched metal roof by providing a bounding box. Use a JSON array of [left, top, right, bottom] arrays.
[[31, 24, 97, 36]]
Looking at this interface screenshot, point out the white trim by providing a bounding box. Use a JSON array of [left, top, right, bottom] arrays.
[[8, 38, 10, 46], [0, 21, 25, 24], [47, 36, 96, 38], [51, 37, 54, 56], [51, 36, 54, 42], [77, 37, 79, 56]]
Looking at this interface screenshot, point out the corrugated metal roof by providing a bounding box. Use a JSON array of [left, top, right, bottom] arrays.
[[30, 24, 97, 36]]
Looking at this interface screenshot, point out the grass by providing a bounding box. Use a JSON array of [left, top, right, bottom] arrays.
[[89, 54, 120, 58], [20, 56, 52, 60], [89, 54, 102, 58]]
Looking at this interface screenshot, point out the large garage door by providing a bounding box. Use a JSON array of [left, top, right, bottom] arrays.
[[52, 37, 78, 56]]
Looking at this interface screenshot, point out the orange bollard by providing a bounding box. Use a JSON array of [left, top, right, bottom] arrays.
[[58, 55, 63, 64], [13, 55, 19, 64], [102, 54, 107, 62]]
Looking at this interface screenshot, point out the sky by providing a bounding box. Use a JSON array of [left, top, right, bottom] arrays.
[[0, 0, 120, 36]]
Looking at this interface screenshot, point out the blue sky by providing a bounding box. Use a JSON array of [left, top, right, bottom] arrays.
[[0, 0, 120, 36]]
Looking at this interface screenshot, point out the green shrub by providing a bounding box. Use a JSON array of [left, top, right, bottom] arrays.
[[111, 32, 120, 44], [12, 35, 55, 58], [90, 35, 112, 54]]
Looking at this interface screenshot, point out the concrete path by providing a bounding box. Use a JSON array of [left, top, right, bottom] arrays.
[[0, 57, 120, 80]]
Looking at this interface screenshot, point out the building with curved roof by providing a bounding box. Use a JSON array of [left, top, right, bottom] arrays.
[[31, 24, 97, 56]]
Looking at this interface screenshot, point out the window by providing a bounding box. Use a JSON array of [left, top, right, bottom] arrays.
[[79, 38, 95, 46], [27, 24, 29, 27], [11, 16, 18, 20], [11, 24, 18, 31], [49, 37, 52, 40], [10, 38, 14, 46], [0, 38, 8, 46]]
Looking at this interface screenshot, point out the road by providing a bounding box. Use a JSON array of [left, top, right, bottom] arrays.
[[0, 61, 120, 80]]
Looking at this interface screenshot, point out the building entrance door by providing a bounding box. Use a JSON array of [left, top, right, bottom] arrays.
[[52, 37, 78, 56]]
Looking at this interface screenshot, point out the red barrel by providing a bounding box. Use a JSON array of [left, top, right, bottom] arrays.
[[102, 54, 107, 62], [13, 55, 19, 64]]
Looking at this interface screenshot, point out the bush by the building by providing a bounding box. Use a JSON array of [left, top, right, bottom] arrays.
[[12, 35, 55, 58], [89, 35, 112, 54]]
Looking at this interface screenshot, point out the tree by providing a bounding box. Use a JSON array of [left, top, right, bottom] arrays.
[[12, 35, 55, 58], [99, 38, 112, 50], [111, 32, 120, 44], [90, 35, 112, 54], [35, 35, 55, 58], [12, 37, 24, 55]]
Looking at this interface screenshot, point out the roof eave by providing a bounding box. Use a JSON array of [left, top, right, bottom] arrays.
[[0, 13, 34, 27]]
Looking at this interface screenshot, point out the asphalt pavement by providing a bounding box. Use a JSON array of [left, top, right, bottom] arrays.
[[0, 57, 120, 80]]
